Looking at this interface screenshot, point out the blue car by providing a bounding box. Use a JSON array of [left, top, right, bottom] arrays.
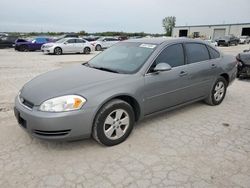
[[15, 37, 53, 51]]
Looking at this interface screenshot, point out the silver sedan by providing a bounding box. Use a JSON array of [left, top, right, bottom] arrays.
[[15, 38, 237, 146], [41, 38, 94, 55]]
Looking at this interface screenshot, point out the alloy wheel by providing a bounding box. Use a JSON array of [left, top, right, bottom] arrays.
[[213, 81, 225, 102], [103, 109, 130, 140]]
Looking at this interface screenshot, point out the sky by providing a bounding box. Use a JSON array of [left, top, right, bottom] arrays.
[[0, 0, 250, 33]]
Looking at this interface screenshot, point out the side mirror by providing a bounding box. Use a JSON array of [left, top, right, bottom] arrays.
[[64, 42, 68, 44], [154, 63, 172, 72], [103, 39, 106, 42]]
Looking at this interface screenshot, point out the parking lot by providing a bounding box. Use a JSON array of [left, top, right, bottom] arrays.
[[0, 44, 250, 187]]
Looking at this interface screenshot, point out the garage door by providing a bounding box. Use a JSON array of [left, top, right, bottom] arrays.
[[213, 29, 226, 40]]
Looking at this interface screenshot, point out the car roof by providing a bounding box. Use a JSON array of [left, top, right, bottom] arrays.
[[125, 37, 203, 45]]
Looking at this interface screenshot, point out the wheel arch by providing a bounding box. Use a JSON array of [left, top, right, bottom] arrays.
[[220, 73, 229, 86], [94, 94, 142, 123]]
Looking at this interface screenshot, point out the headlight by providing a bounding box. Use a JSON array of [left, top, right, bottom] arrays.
[[39, 95, 86, 112]]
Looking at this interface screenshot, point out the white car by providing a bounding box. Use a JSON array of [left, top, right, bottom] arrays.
[[90, 37, 120, 51], [205, 39, 218, 47], [239, 36, 250, 44], [41, 38, 94, 55]]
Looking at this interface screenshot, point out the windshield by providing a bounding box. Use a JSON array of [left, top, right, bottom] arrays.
[[88, 42, 157, 74], [56, 38, 68, 43]]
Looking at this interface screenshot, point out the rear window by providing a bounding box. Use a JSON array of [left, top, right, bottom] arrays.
[[185, 43, 210, 64]]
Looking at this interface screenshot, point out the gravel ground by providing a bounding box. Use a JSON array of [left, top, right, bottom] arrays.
[[0, 44, 250, 188]]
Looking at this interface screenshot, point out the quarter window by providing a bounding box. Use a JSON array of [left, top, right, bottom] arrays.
[[154, 44, 185, 68], [185, 43, 210, 64], [207, 46, 220, 59]]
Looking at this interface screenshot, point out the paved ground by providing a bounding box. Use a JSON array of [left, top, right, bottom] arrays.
[[0, 44, 250, 188]]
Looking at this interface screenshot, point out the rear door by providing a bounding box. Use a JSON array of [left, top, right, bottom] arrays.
[[75, 39, 86, 52], [183, 43, 219, 98]]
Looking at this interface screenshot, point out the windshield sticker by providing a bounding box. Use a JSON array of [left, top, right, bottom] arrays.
[[139, 44, 156, 49]]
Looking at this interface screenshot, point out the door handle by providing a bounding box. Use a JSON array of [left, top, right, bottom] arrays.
[[211, 64, 217, 69], [179, 70, 188, 77]]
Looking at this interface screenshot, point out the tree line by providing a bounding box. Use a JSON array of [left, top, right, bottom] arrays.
[[6, 16, 176, 37]]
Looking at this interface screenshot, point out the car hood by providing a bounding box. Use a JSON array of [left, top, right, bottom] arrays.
[[20, 65, 127, 105], [43, 42, 57, 46]]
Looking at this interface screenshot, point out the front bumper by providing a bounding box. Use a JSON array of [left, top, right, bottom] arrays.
[[14, 96, 95, 141], [41, 46, 54, 54]]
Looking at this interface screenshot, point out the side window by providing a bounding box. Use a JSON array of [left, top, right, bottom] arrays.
[[76, 39, 85, 43], [207, 46, 220, 59], [67, 39, 76, 43], [36, 38, 46, 43], [185, 43, 210, 64], [154, 44, 185, 68]]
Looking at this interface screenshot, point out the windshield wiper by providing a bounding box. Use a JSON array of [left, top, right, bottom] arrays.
[[92, 66, 119, 73], [83, 63, 120, 73]]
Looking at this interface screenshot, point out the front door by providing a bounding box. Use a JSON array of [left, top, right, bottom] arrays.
[[63, 39, 76, 53], [143, 43, 191, 115]]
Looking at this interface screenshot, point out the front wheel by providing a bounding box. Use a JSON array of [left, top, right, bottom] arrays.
[[205, 77, 227, 106], [95, 44, 102, 51], [54, 47, 62, 55], [92, 99, 135, 146]]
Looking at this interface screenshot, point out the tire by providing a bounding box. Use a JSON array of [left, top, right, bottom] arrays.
[[92, 99, 135, 146], [205, 77, 227, 106], [19, 45, 28, 52], [54, 47, 62, 55], [83, 47, 91, 54], [95, 44, 102, 51]]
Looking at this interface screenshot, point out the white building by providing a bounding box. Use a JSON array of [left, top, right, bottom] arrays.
[[172, 23, 250, 40]]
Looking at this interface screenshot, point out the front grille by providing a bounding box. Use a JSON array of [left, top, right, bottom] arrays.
[[33, 129, 71, 137]]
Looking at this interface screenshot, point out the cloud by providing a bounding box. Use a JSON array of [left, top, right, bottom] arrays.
[[0, 0, 249, 33]]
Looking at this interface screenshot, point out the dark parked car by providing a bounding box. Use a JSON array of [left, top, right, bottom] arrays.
[[236, 51, 250, 78], [55, 33, 79, 41], [15, 37, 53, 51], [118, 36, 129, 41], [217, 35, 239, 46], [83, 37, 100, 42], [0, 36, 18, 49], [14, 38, 237, 146]]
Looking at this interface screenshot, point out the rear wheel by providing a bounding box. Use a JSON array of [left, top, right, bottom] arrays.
[[20, 45, 28, 52], [54, 47, 62, 55], [205, 77, 227, 106], [83, 47, 91, 54], [92, 99, 135, 146]]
